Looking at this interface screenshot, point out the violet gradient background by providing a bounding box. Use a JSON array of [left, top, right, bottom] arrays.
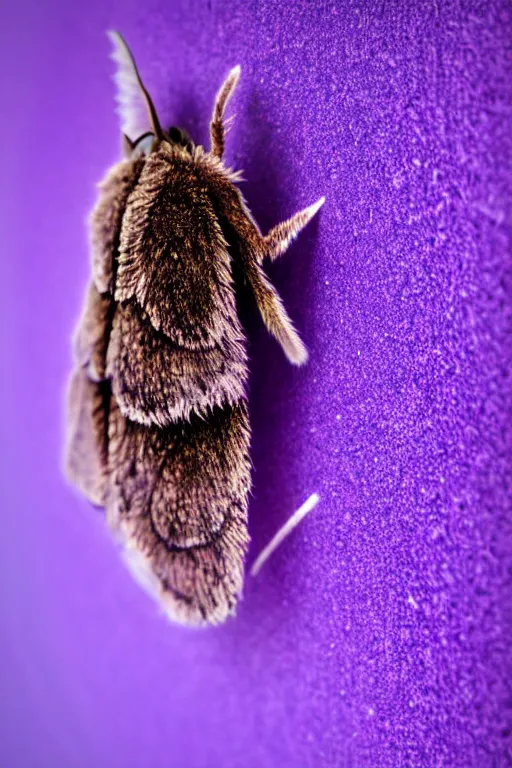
[[1, 0, 511, 766]]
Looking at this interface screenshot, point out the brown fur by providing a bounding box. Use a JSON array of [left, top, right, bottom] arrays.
[[90, 156, 145, 294], [107, 398, 251, 625], [72, 282, 111, 381], [65, 368, 109, 507], [64, 33, 323, 626], [107, 299, 247, 427]]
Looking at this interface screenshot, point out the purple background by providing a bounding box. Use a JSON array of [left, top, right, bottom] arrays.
[[1, 1, 511, 766]]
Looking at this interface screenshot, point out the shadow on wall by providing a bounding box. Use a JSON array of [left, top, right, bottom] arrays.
[[237, 87, 323, 593]]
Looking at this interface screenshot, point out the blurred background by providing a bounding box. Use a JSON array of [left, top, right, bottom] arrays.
[[0, 1, 511, 766]]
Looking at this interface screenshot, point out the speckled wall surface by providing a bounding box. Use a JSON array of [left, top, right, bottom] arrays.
[[1, 1, 511, 766]]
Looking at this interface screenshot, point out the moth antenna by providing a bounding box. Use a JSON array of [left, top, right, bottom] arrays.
[[107, 30, 164, 141], [210, 65, 241, 159]]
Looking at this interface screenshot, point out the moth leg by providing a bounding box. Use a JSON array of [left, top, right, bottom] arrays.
[[107, 400, 251, 626], [208, 177, 308, 364], [210, 66, 241, 160], [263, 197, 325, 263], [244, 259, 308, 365]]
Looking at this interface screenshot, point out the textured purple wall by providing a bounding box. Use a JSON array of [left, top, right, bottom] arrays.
[[1, 1, 511, 766]]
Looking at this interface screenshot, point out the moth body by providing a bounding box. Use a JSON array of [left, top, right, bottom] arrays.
[[65, 32, 324, 625]]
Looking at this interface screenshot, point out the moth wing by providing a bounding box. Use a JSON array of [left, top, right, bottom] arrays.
[[206, 166, 308, 364], [65, 281, 112, 506], [64, 368, 109, 507], [106, 300, 248, 426], [90, 156, 145, 295], [72, 282, 111, 381], [68, 138, 144, 502], [115, 149, 237, 349], [107, 400, 251, 626]]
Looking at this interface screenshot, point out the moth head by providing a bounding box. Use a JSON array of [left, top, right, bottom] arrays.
[[123, 127, 195, 159], [166, 126, 195, 155]]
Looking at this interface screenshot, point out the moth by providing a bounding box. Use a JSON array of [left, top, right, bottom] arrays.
[[65, 31, 324, 626]]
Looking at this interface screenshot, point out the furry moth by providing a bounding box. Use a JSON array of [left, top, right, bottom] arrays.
[[65, 31, 324, 626]]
